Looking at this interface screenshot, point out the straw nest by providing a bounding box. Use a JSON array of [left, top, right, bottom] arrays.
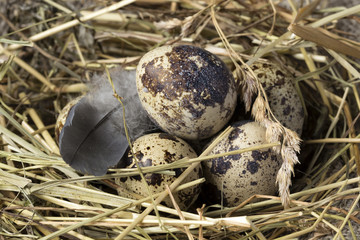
[[0, 0, 359, 239]]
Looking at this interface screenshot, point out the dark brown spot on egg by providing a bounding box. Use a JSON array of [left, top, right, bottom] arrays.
[[280, 97, 286, 105], [251, 149, 271, 162], [228, 127, 244, 141], [246, 160, 259, 174], [250, 181, 258, 186], [146, 173, 163, 186], [275, 70, 285, 85], [210, 157, 232, 175], [283, 105, 291, 116], [163, 150, 176, 163]]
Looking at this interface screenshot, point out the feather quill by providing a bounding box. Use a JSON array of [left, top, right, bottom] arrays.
[[59, 68, 156, 176]]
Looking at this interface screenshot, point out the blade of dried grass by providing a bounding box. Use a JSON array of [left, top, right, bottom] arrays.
[[348, 221, 357, 240], [189, 142, 281, 163], [0, 125, 45, 155], [0, 46, 56, 90], [18, 93, 59, 155], [206, 177, 360, 217], [59, 83, 88, 93], [351, 84, 360, 111], [292, 0, 321, 24], [23, 217, 222, 227], [327, 49, 360, 80], [34, 195, 105, 213], [34, 186, 133, 207], [299, 48, 332, 115], [289, 25, 360, 58], [129, 226, 151, 240], [6, 0, 136, 52], [0, 54, 13, 81], [0, 169, 31, 188], [311, 4, 360, 28], [80, 11, 136, 22], [246, 216, 266, 240], [306, 138, 360, 144], [0, 38, 32, 46], [21, 121, 52, 153], [43, 0, 72, 14], [69, 34, 87, 72], [72, 57, 141, 68], [166, 184, 194, 240]]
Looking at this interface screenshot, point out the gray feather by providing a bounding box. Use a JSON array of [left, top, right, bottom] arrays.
[[59, 68, 156, 176]]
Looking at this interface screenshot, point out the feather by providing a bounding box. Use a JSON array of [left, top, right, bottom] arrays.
[[59, 68, 156, 176]]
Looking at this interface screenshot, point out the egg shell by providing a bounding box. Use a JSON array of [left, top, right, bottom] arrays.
[[55, 96, 82, 143], [202, 121, 281, 207], [120, 133, 202, 210], [250, 62, 304, 135], [136, 45, 237, 140]]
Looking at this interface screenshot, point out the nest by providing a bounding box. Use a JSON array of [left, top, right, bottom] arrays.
[[0, 0, 359, 239]]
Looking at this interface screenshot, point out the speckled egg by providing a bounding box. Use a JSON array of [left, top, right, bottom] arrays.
[[136, 45, 237, 140], [249, 62, 304, 135], [120, 133, 202, 210], [55, 96, 82, 143], [202, 121, 281, 207]]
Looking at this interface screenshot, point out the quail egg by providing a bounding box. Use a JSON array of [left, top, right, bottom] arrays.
[[136, 45, 237, 140], [248, 62, 304, 135], [120, 133, 202, 210], [202, 121, 281, 207]]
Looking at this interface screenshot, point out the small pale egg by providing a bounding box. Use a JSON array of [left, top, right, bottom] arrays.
[[202, 121, 281, 207], [136, 45, 237, 140], [120, 133, 202, 210], [249, 62, 304, 135], [55, 96, 82, 143]]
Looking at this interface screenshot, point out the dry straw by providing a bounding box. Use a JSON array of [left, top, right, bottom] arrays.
[[1, 0, 360, 239]]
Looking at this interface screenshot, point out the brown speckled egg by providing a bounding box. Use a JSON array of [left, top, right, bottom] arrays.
[[55, 96, 82, 143], [202, 121, 281, 207], [136, 45, 237, 140], [121, 133, 202, 210], [249, 62, 304, 135]]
